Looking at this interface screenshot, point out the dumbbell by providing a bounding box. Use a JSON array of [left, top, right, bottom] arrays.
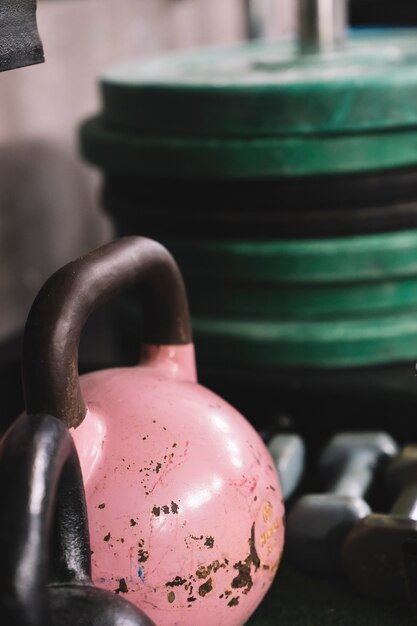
[[343, 445, 417, 601], [268, 434, 305, 501], [286, 432, 398, 574]]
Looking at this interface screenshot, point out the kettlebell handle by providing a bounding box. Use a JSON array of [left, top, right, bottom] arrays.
[[0, 414, 91, 626], [22, 237, 192, 428]]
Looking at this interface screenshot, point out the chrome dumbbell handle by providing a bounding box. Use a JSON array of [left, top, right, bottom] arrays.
[[390, 484, 417, 520], [385, 445, 417, 520], [330, 448, 380, 500]]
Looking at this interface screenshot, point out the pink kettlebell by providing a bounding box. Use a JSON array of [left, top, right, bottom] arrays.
[[22, 237, 284, 626]]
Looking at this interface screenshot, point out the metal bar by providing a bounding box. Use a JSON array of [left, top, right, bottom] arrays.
[[330, 449, 377, 500], [391, 484, 417, 520], [244, 0, 271, 40], [298, 0, 348, 54]]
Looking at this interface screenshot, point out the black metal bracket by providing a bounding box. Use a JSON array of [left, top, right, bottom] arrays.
[[0, 0, 44, 72]]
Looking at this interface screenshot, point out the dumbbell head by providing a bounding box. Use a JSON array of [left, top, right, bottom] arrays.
[[342, 512, 417, 602], [287, 494, 371, 574], [287, 432, 397, 574], [343, 446, 417, 601], [268, 434, 305, 500]]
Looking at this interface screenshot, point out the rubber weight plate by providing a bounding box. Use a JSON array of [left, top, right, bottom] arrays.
[[351, 2, 417, 26], [116, 296, 417, 368], [106, 167, 417, 211], [80, 115, 417, 178], [117, 273, 417, 320], [101, 31, 417, 139], [116, 292, 417, 393], [200, 360, 417, 399], [185, 277, 417, 320], [108, 190, 417, 240], [192, 311, 417, 368], [158, 231, 417, 284]]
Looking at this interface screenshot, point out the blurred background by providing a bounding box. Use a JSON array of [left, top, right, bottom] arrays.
[[0, 0, 295, 423], [2, 0, 417, 425]]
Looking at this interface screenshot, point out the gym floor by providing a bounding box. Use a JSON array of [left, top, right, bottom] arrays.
[[249, 559, 413, 625]]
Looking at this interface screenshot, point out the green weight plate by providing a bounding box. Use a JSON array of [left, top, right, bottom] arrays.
[[80, 116, 417, 178], [185, 277, 417, 319], [192, 311, 417, 368], [101, 31, 417, 139], [161, 231, 417, 284]]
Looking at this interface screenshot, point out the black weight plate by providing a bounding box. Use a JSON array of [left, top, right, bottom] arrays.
[[201, 359, 417, 395], [106, 165, 417, 212], [351, 3, 417, 26], [106, 188, 417, 240]]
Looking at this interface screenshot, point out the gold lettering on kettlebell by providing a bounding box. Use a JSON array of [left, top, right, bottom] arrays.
[[263, 501, 273, 523], [259, 518, 281, 548]]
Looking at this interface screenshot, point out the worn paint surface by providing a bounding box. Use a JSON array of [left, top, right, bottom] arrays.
[[72, 344, 284, 626]]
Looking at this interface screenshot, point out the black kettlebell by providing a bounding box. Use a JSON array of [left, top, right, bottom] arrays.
[[0, 413, 156, 626], [0, 0, 44, 72]]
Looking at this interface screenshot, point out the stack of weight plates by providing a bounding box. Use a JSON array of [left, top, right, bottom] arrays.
[[80, 30, 417, 390]]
